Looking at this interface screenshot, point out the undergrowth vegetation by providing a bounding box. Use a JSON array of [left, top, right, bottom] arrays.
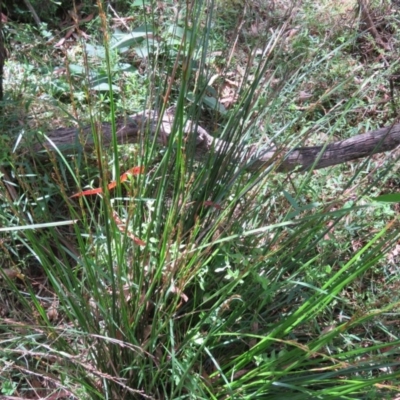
[[1, 0, 400, 398]]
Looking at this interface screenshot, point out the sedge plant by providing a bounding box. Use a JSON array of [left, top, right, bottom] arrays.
[[1, 0, 400, 399]]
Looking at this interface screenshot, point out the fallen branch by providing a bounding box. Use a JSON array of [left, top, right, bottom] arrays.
[[358, 0, 390, 52], [28, 110, 400, 173]]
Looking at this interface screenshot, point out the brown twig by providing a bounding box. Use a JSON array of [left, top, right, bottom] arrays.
[[358, 0, 390, 51], [23, 0, 42, 28]]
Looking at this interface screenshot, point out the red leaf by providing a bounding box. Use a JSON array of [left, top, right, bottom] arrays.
[[70, 187, 103, 198], [112, 210, 146, 246], [120, 166, 145, 182], [70, 166, 144, 198]]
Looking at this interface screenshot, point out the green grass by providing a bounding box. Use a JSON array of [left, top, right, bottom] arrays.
[[1, 0, 400, 398]]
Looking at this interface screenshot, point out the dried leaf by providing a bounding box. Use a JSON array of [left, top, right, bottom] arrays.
[[112, 210, 146, 246], [70, 166, 144, 198]]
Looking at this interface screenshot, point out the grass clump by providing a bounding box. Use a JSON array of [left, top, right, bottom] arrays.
[[1, 0, 400, 398]]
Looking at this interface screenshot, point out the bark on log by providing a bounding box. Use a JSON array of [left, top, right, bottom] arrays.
[[29, 110, 400, 173]]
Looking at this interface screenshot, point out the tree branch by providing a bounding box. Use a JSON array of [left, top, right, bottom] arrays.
[[28, 111, 400, 173]]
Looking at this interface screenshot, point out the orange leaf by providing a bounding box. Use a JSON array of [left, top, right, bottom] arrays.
[[70, 166, 144, 198], [131, 236, 146, 246], [112, 210, 146, 246], [107, 181, 117, 190], [70, 187, 103, 198], [120, 166, 145, 183]]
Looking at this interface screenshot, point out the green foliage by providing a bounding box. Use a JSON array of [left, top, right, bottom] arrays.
[[374, 193, 400, 203], [5, 0, 96, 24], [1, 0, 400, 398]]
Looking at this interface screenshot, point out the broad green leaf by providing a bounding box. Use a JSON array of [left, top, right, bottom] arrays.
[[91, 83, 120, 92], [68, 64, 85, 75], [84, 43, 106, 59], [205, 85, 218, 97], [90, 75, 109, 85], [167, 25, 186, 39], [131, 0, 151, 6], [111, 25, 153, 51], [283, 190, 300, 209], [114, 63, 136, 72], [373, 193, 400, 203], [202, 95, 227, 114], [134, 46, 149, 58]]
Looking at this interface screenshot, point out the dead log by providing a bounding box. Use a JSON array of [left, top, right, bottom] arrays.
[[29, 110, 400, 173]]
